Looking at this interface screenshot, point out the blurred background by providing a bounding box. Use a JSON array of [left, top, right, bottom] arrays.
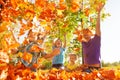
[[101, 0, 120, 63]]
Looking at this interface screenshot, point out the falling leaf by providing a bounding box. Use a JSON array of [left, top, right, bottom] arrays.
[[22, 52, 32, 63]]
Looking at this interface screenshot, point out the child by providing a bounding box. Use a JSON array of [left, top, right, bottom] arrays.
[[66, 53, 79, 71], [78, 3, 105, 73], [51, 38, 66, 69], [18, 29, 43, 72], [43, 34, 66, 69]]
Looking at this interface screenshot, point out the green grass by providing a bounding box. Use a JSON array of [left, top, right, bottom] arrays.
[[102, 65, 120, 70]]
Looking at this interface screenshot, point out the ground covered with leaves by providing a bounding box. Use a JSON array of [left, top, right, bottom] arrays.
[[0, 62, 120, 80], [0, 50, 120, 80]]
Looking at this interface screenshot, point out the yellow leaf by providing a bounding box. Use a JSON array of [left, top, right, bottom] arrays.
[[9, 43, 20, 49], [18, 52, 23, 57], [57, 9, 63, 16], [45, 26, 51, 31], [40, 20, 47, 26]]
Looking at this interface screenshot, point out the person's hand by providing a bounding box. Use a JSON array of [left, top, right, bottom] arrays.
[[77, 34, 83, 42], [96, 2, 105, 13]]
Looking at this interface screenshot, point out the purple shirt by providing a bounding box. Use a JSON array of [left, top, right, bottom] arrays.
[[82, 35, 101, 65]]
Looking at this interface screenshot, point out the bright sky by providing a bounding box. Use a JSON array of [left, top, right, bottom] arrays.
[[101, 0, 120, 63]]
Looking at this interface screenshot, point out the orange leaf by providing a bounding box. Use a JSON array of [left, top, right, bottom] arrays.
[[48, 73, 57, 80], [19, 28, 25, 36], [47, 2, 56, 11], [85, 8, 89, 16], [62, 23, 68, 28], [10, 0, 17, 9], [0, 26, 8, 33], [35, 0, 47, 7], [27, 21, 33, 28], [30, 44, 43, 52], [45, 25, 51, 31], [9, 43, 20, 49], [25, 9, 35, 14], [40, 20, 47, 26], [22, 52, 32, 62], [0, 0, 4, 5], [100, 70, 115, 79], [70, 2, 80, 12], [74, 48, 80, 51], [37, 39, 43, 44], [58, 3, 67, 10], [23, 38, 29, 45], [60, 0, 64, 3], [18, 52, 23, 57], [22, 69, 31, 76], [73, 29, 81, 35], [33, 63, 38, 68]]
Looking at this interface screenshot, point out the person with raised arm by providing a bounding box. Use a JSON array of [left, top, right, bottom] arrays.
[[78, 3, 105, 73]]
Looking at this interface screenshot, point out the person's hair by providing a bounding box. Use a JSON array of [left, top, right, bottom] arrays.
[[69, 53, 77, 62], [82, 28, 93, 35], [53, 38, 62, 47], [37, 33, 45, 40], [27, 29, 38, 41]]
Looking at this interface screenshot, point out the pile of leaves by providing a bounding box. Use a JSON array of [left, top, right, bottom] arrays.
[[0, 62, 120, 80], [1, 50, 120, 80]]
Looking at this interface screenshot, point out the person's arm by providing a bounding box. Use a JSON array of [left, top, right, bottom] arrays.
[[43, 48, 60, 58], [63, 33, 66, 48], [9, 27, 19, 43], [95, 3, 105, 36], [96, 12, 101, 36]]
